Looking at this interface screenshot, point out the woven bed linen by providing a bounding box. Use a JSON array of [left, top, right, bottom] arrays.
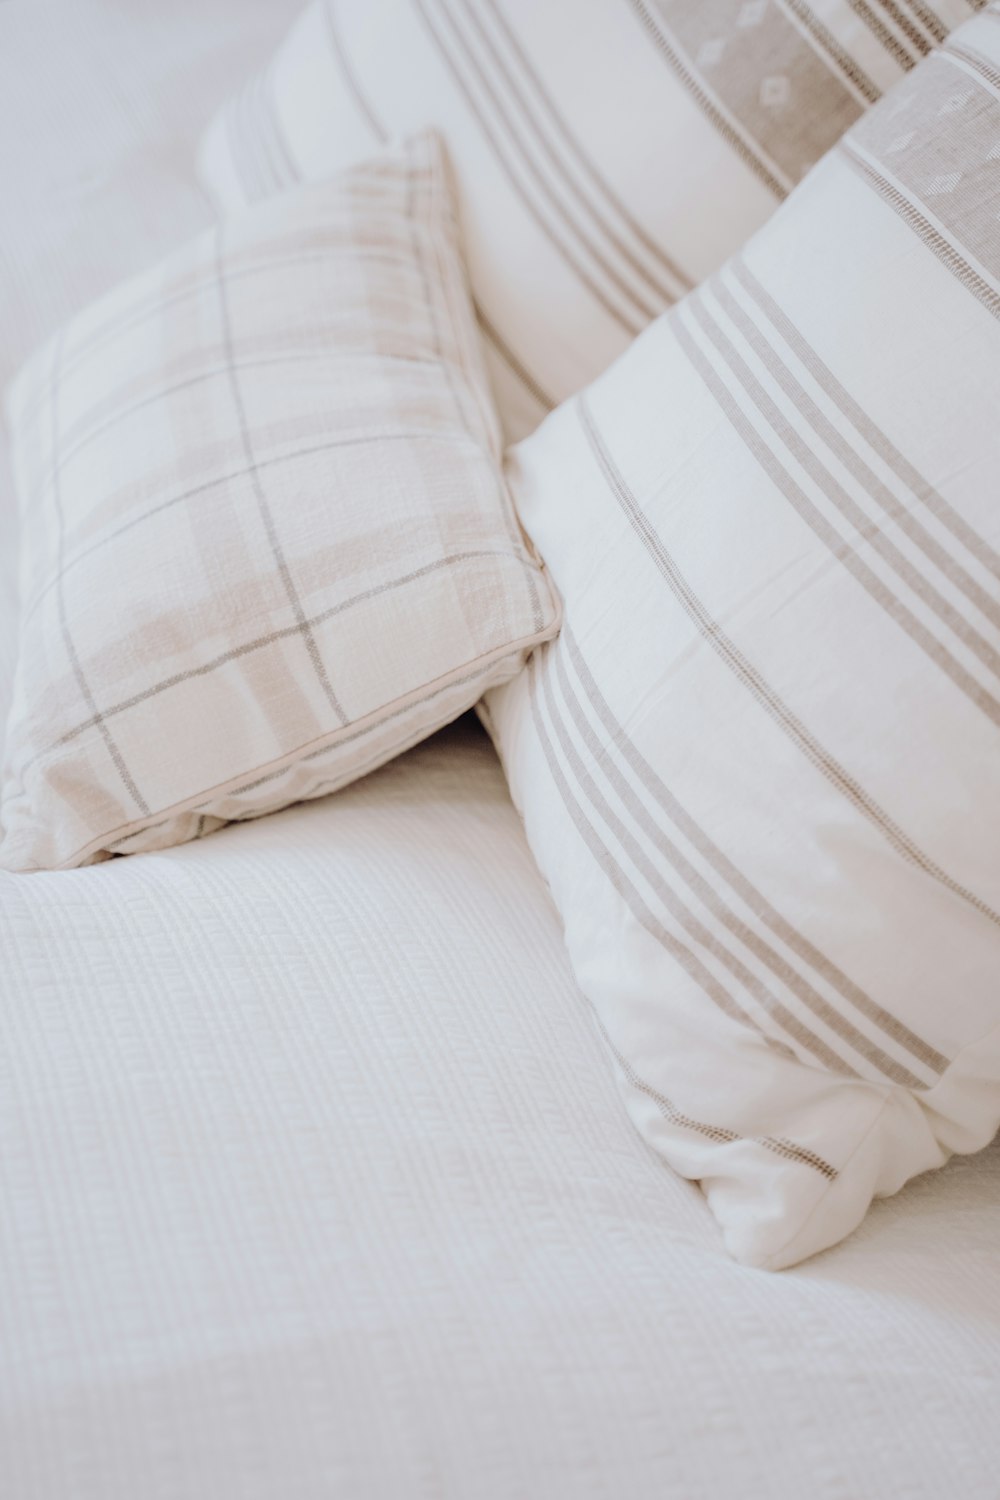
[[1, 5, 1000, 1496], [486, 3, 1000, 1269], [197, 0, 988, 438], [0, 134, 557, 871]]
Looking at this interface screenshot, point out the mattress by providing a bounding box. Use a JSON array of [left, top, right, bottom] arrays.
[[1, 5, 999, 1498]]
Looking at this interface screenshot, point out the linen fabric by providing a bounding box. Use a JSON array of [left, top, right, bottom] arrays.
[[484, 3, 1000, 1269], [198, 0, 987, 438], [3, 8, 1000, 1496], [0, 132, 557, 871]]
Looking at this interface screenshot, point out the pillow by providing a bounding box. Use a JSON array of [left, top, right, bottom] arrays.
[[198, 0, 984, 439], [0, 133, 558, 872], [482, 6, 1000, 1269]]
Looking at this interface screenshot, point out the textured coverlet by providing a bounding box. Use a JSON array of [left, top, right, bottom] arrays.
[[1, 5, 1000, 1499]]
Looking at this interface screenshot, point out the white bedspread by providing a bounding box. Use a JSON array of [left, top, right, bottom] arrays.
[[2, 6, 999, 1498]]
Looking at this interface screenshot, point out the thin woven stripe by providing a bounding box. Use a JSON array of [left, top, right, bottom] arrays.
[[485, 3, 1000, 1270], [196, 0, 974, 441], [0, 133, 558, 871]]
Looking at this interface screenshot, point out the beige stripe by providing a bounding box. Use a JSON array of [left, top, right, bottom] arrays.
[[16, 239, 422, 434], [543, 642, 868, 1077], [841, 141, 1000, 321], [685, 291, 1000, 727], [897, 0, 947, 44], [710, 272, 1000, 636], [732, 257, 1000, 585], [46, 552, 524, 755], [576, 392, 1000, 932], [872, 0, 937, 50], [844, 49, 1000, 297], [215, 227, 346, 724], [596, 1015, 838, 1181], [47, 333, 149, 818], [478, 0, 690, 300], [552, 638, 932, 1086], [408, 138, 544, 631], [528, 651, 809, 1057], [436, 0, 662, 320], [654, 0, 865, 185], [324, 0, 389, 144], [475, 304, 555, 413], [774, 0, 881, 103], [304, 30, 556, 423], [413, 0, 646, 334], [561, 624, 947, 1079], [72, 652, 532, 869], [24, 429, 481, 633], [846, 0, 923, 67], [626, 0, 791, 196]]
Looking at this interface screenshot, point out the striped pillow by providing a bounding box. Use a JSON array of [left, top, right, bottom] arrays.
[[483, 7, 1000, 1268], [198, 0, 987, 439], [0, 134, 558, 872]]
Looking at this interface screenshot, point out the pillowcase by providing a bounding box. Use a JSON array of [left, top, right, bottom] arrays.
[[482, 6, 1000, 1269], [198, 0, 983, 439], [0, 133, 558, 872]]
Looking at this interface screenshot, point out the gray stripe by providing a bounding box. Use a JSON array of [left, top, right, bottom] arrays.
[[846, 0, 922, 67], [252, 63, 299, 189], [776, 0, 881, 102], [528, 651, 804, 1054], [475, 304, 556, 413], [324, 0, 390, 143], [595, 1015, 838, 1180], [470, 0, 688, 303], [413, 0, 645, 335], [483, 0, 692, 295], [16, 244, 422, 433], [25, 428, 483, 631], [707, 274, 1000, 643], [872, 0, 937, 50], [324, 0, 670, 407], [47, 334, 149, 817], [49, 549, 523, 753], [214, 227, 347, 724], [551, 638, 927, 1085], [844, 47, 1000, 298], [626, 0, 790, 197], [436, 0, 663, 323], [840, 142, 1000, 322], [732, 257, 1000, 585], [404, 138, 543, 633], [897, 0, 947, 44], [716, 271, 1000, 632], [576, 392, 1000, 931], [684, 291, 1000, 728], [29, 349, 446, 511], [560, 624, 946, 1079], [650, 0, 866, 187], [102, 653, 520, 857]]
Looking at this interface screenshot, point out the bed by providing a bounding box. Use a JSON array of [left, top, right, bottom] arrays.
[[2, 4, 999, 1497]]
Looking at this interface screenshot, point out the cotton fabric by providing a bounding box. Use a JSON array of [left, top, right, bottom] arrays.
[[0, 133, 556, 870], [485, 3, 1000, 1268]]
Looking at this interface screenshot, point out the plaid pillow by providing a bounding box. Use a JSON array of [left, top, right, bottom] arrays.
[[0, 133, 557, 870]]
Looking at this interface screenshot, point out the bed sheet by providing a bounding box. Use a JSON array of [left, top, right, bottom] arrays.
[[1, 6, 999, 1499]]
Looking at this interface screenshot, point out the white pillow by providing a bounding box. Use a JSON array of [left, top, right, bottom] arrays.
[[0, 134, 558, 871], [483, 8, 1000, 1268], [197, 0, 979, 439]]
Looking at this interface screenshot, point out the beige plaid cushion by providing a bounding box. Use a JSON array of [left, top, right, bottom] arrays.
[[0, 133, 558, 871]]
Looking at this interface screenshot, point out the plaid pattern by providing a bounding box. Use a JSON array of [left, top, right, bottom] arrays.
[[198, 0, 986, 439], [0, 133, 558, 871], [484, 6, 1000, 1269]]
